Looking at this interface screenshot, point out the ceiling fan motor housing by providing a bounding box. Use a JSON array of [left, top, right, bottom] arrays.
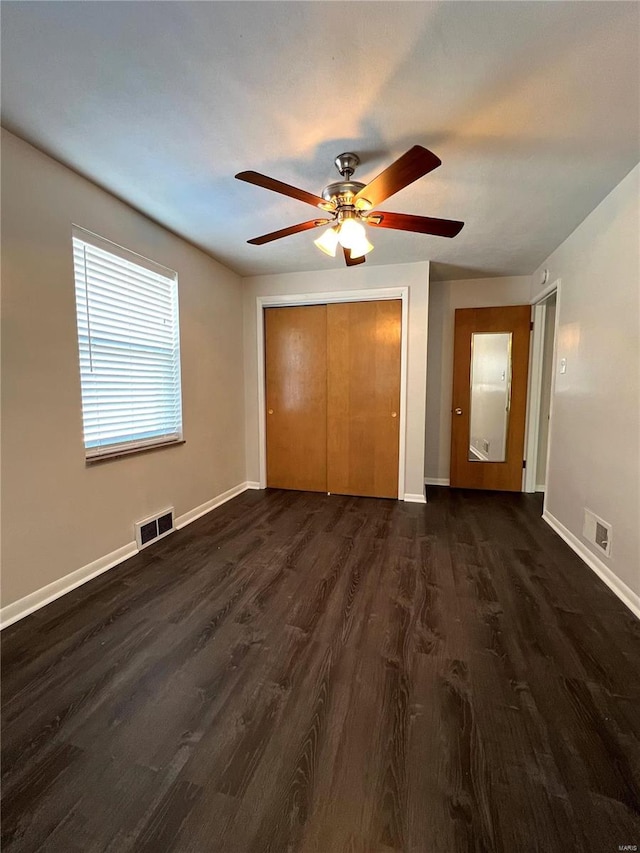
[[321, 180, 366, 208], [320, 153, 371, 216]]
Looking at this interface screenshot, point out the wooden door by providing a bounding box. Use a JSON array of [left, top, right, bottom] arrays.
[[327, 300, 401, 498], [265, 305, 327, 492], [450, 305, 531, 491]]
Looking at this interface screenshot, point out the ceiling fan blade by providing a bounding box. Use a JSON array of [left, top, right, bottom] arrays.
[[353, 146, 441, 208], [367, 211, 464, 238], [343, 247, 366, 267], [247, 219, 330, 245], [236, 171, 330, 210]]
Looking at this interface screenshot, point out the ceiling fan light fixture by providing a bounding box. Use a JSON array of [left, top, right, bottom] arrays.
[[336, 217, 366, 250], [348, 235, 374, 259], [314, 226, 340, 257]]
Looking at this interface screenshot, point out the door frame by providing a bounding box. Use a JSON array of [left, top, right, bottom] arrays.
[[524, 278, 561, 499], [256, 287, 409, 498]]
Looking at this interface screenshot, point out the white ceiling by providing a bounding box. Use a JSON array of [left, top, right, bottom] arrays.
[[2, 1, 639, 280]]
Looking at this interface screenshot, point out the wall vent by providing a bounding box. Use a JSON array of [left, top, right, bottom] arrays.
[[583, 508, 612, 558], [135, 508, 175, 550]]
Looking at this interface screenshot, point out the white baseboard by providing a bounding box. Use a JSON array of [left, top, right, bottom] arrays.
[[175, 481, 256, 528], [543, 510, 640, 620], [404, 492, 427, 504], [424, 477, 450, 486], [0, 541, 138, 630], [536, 484, 546, 493], [245, 481, 261, 490], [1, 480, 256, 630]]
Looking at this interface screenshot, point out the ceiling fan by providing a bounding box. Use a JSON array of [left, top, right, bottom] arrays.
[[235, 145, 464, 267]]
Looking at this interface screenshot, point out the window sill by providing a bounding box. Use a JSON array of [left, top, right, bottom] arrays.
[[85, 439, 186, 466]]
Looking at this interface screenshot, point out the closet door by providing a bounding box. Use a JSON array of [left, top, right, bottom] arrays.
[[264, 306, 327, 492], [327, 300, 401, 498]]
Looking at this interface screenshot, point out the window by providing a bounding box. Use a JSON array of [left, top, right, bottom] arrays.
[[72, 226, 183, 461]]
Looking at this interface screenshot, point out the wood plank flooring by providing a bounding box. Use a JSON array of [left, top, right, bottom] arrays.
[[2, 487, 639, 852]]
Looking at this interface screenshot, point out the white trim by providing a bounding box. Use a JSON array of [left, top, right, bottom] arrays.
[[255, 288, 409, 499], [174, 481, 253, 528], [543, 510, 640, 620], [424, 477, 450, 486], [535, 484, 546, 493], [1, 481, 256, 630], [532, 277, 560, 305], [540, 280, 561, 517], [245, 481, 262, 491], [257, 300, 267, 488], [524, 302, 545, 492], [404, 492, 427, 504], [524, 279, 560, 497], [256, 288, 408, 308], [398, 292, 409, 499], [0, 541, 138, 630]]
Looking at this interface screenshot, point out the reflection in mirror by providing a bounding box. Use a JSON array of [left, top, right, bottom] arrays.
[[468, 332, 512, 462]]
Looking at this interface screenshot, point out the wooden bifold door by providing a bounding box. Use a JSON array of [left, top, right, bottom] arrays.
[[265, 300, 401, 499]]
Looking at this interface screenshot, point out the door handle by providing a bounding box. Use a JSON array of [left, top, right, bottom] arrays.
[[391, 412, 397, 418], [454, 407, 463, 415], [268, 409, 274, 415]]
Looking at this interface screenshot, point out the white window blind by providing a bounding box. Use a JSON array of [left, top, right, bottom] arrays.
[[72, 226, 183, 460]]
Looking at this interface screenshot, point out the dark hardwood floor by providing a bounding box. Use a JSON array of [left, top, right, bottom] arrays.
[[2, 487, 639, 852]]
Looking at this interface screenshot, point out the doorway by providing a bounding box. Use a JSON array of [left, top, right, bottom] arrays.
[[534, 293, 557, 492], [524, 286, 559, 495]]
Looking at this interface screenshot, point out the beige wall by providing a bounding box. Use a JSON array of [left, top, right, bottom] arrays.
[[425, 275, 532, 482], [531, 163, 640, 601], [242, 262, 430, 501], [1, 131, 246, 608]]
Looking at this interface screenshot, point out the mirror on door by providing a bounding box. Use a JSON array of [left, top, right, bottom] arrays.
[[468, 332, 513, 462]]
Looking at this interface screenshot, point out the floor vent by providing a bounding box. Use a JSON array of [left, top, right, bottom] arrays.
[[135, 508, 175, 550], [583, 508, 612, 558]]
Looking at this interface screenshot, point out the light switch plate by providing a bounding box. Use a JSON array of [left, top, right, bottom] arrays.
[[559, 357, 567, 374]]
